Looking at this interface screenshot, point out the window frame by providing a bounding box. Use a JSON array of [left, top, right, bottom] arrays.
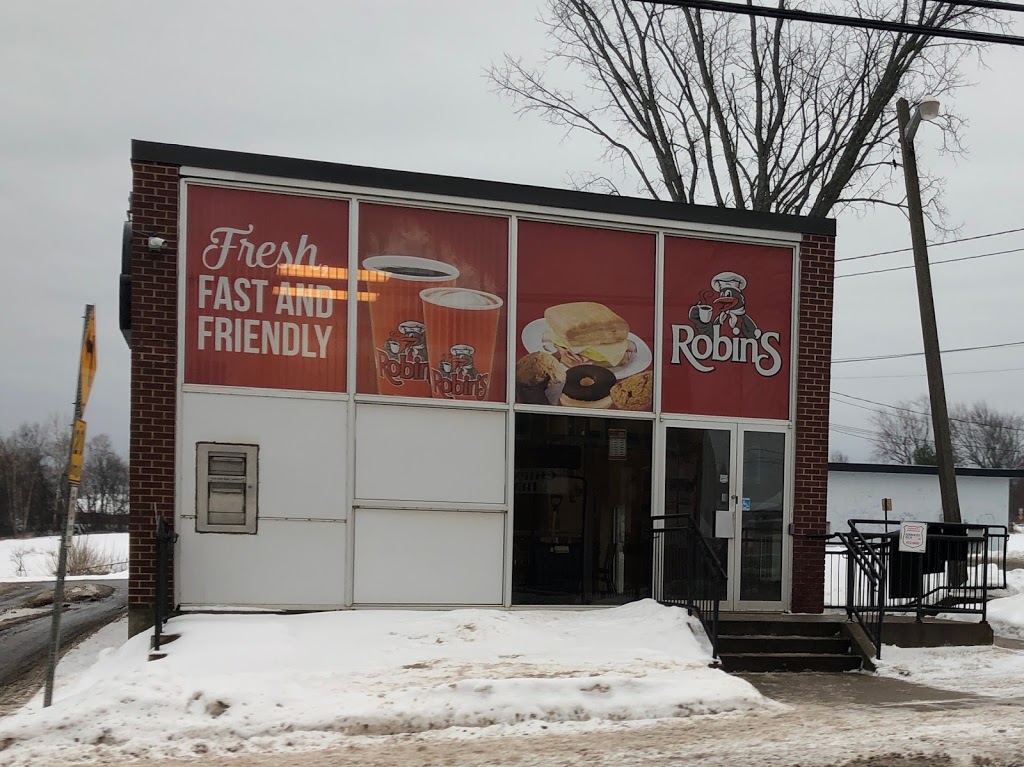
[[196, 442, 259, 534]]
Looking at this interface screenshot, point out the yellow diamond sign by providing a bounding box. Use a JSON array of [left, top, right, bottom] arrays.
[[79, 306, 96, 411]]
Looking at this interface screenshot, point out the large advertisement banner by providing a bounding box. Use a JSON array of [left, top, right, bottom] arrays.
[[184, 186, 349, 392], [662, 236, 793, 419], [356, 204, 509, 402], [516, 221, 656, 411]]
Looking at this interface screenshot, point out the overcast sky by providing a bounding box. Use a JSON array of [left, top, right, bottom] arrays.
[[1, 1, 1021, 461]]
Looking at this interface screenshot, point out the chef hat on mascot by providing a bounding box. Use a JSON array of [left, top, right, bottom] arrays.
[[711, 271, 747, 293]]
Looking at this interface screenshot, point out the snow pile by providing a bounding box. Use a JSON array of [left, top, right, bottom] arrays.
[[0, 533, 128, 582], [874, 642, 1024, 698], [0, 601, 768, 763]]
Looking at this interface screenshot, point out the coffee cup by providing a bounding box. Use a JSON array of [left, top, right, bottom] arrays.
[[363, 255, 459, 396], [420, 287, 503, 401]]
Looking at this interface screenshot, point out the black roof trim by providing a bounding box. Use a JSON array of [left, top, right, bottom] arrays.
[[828, 462, 1024, 479], [131, 140, 836, 237]]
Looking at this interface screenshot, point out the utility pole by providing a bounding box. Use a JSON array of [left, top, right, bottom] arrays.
[[896, 97, 961, 525]]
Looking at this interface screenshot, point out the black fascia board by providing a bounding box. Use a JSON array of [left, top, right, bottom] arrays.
[[131, 140, 836, 237], [829, 462, 1024, 479]]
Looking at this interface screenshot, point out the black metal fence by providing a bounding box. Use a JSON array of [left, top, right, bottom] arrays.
[[153, 516, 177, 652], [824, 520, 1008, 657], [652, 514, 727, 658]]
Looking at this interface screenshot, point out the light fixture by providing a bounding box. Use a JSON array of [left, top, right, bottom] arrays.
[[918, 95, 941, 121], [903, 95, 941, 143]]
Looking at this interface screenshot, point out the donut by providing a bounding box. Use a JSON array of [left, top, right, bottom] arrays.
[[559, 364, 616, 409]]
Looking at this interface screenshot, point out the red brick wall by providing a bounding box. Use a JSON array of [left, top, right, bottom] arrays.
[[790, 233, 836, 613], [129, 161, 180, 633]]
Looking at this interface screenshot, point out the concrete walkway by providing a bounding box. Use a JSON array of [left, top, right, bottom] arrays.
[[739, 669, 1016, 711]]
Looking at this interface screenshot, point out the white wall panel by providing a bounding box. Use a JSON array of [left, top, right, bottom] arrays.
[[180, 392, 347, 520], [353, 508, 504, 604], [177, 519, 346, 607], [827, 472, 1009, 530], [355, 404, 506, 505]]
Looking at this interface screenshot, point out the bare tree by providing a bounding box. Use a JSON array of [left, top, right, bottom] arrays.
[[829, 450, 851, 463], [489, 0, 1004, 224], [869, 394, 937, 465], [80, 434, 129, 516], [949, 401, 1024, 469], [870, 396, 1024, 468], [0, 423, 49, 534]]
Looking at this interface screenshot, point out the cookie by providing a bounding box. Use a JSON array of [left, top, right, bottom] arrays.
[[610, 370, 653, 411]]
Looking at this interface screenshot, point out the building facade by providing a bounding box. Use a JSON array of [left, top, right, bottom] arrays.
[[124, 141, 836, 635]]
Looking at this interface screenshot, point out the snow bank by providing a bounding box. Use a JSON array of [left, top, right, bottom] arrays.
[[0, 533, 128, 582], [0, 601, 768, 763], [874, 642, 1024, 698]]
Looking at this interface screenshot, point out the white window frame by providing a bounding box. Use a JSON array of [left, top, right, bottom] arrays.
[[196, 442, 259, 534]]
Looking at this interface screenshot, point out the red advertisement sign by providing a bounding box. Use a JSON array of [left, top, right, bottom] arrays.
[[662, 236, 793, 419], [356, 204, 509, 402], [516, 221, 656, 412], [184, 186, 349, 391]]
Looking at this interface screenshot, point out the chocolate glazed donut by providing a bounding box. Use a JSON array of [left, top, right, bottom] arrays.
[[559, 364, 616, 409]]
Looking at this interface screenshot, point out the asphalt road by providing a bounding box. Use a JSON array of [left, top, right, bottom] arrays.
[[0, 578, 127, 688]]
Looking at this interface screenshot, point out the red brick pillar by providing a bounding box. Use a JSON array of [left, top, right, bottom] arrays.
[[790, 233, 836, 613], [128, 161, 180, 636]]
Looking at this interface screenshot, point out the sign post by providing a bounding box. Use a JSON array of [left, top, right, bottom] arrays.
[[44, 305, 95, 708], [881, 497, 893, 525]]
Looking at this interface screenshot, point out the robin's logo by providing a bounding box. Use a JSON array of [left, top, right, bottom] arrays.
[[671, 271, 783, 377], [430, 343, 490, 400], [376, 320, 428, 386]]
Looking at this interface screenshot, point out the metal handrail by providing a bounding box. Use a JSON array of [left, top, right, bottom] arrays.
[[824, 519, 1004, 660], [153, 516, 177, 652], [651, 514, 727, 658]]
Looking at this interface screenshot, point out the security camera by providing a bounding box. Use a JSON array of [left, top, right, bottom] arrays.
[[147, 236, 168, 251]]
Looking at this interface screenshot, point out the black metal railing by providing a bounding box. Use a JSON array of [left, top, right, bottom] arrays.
[[652, 514, 728, 658], [154, 516, 177, 652], [836, 525, 887, 658], [823, 520, 1008, 659]]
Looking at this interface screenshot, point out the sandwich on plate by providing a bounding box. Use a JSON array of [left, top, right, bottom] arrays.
[[542, 302, 636, 369]]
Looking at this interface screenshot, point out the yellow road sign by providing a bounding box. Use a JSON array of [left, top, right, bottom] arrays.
[[79, 306, 96, 411], [68, 419, 87, 484]]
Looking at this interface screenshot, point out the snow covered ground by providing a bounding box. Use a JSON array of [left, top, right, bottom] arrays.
[[0, 601, 770, 764], [0, 533, 128, 582], [873, 641, 1024, 698]]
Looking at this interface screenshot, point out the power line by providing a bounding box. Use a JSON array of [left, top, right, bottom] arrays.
[[836, 227, 1024, 263], [833, 340, 1024, 364], [831, 391, 1024, 433], [936, 0, 1024, 12], [833, 365, 1024, 380], [835, 246, 1024, 279], [640, 0, 1024, 46]]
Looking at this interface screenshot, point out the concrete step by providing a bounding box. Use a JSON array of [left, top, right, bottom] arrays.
[[720, 652, 862, 673], [718, 620, 843, 638], [718, 634, 852, 655]]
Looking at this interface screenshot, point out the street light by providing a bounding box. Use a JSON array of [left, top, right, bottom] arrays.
[[896, 96, 962, 524]]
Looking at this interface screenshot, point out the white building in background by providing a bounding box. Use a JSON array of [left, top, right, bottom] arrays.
[[827, 463, 1022, 532]]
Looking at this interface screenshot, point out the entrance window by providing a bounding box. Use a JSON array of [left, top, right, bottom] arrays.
[[512, 414, 653, 604]]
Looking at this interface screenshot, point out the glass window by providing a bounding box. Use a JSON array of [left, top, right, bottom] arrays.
[[512, 414, 652, 604]]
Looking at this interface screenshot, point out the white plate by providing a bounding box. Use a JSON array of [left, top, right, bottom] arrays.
[[520, 318, 653, 380]]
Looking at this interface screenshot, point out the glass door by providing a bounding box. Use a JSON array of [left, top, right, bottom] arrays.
[[661, 422, 788, 611], [662, 423, 736, 606], [736, 428, 787, 609]]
